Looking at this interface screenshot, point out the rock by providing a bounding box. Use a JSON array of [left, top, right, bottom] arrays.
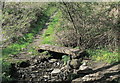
[[53, 62, 57, 67], [56, 62, 60, 66], [29, 65, 36, 71], [38, 44, 82, 57], [51, 69, 61, 76], [49, 59, 57, 63], [22, 74, 25, 78], [30, 56, 35, 59], [46, 68, 53, 72], [19, 60, 30, 68], [70, 59, 81, 69], [82, 72, 104, 81], [79, 62, 92, 70], [43, 75, 49, 78], [33, 59, 38, 63], [33, 71, 39, 73], [77, 62, 93, 74], [31, 74, 36, 78], [44, 78, 48, 82], [77, 69, 93, 74], [79, 65, 90, 70], [61, 65, 68, 71]]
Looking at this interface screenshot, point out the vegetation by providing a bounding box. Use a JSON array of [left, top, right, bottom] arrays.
[[1, 2, 58, 82], [2, 3, 57, 57], [88, 49, 120, 63], [1, 2, 120, 83], [56, 2, 119, 63], [42, 9, 62, 45], [62, 55, 70, 65]]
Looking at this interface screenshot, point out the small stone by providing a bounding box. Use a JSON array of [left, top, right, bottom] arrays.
[[33, 59, 38, 63], [61, 65, 68, 71], [53, 62, 57, 67], [44, 79, 48, 82], [29, 65, 36, 71], [49, 59, 57, 63], [30, 56, 35, 59], [57, 62, 60, 66], [31, 74, 36, 78], [29, 65, 34, 68], [51, 69, 61, 76], [46, 68, 53, 72], [43, 75, 49, 78], [28, 52, 32, 54], [22, 75, 25, 78], [33, 71, 38, 73]]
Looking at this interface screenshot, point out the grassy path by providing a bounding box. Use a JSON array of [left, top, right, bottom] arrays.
[[29, 11, 58, 48]]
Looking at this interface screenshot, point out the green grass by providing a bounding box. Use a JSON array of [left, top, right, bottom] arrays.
[[1, 60, 12, 83], [2, 5, 58, 82], [88, 49, 120, 63], [2, 6, 57, 57], [42, 10, 62, 45]]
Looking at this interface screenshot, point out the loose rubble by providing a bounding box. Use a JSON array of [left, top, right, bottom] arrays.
[[10, 54, 120, 83]]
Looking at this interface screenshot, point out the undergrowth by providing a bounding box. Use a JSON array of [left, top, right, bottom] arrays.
[[1, 4, 58, 83], [2, 5, 57, 57], [88, 49, 120, 63]]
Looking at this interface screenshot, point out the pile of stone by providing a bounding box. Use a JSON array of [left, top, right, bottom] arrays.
[[10, 53, 94, 83]]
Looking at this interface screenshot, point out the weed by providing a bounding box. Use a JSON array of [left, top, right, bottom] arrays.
[[1, 60, 12, 83], [88, 49, 120, 63], [62, 55, 70, 65]]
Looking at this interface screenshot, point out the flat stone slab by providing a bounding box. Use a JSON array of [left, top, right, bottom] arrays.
[[38, 44, 84, 57]]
